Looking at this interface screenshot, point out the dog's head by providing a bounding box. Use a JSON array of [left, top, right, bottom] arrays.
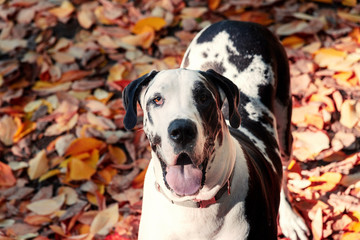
[[123, 68, 240, 199]]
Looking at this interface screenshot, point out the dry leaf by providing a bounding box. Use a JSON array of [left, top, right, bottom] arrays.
[[90, 203, 119, 235], [293, 130, 330, 161], [340, 100, 359, 128], [0, 115, 17, 146], [68, 158, 96, 181], [0, 161, 16, 187], [311, 208, 323, 240], [27, 150, 49, 180], [108, 145, 127, 165], [65, 137, 104, 156], [27, 194, 65, 215]]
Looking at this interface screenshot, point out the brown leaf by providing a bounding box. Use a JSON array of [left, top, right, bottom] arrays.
[[0, 161, 16, 187]]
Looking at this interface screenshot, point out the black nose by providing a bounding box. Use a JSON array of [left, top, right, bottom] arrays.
[[168, 119, 197, 146]]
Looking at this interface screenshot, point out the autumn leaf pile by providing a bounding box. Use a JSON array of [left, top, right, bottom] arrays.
[[0, 0, 360, 239]]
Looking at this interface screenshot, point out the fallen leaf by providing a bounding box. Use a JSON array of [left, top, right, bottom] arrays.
[[108, 145, 127, 165], [293, 130, 330, 161], [132, 17, 166, 34], [27, 150, 49, 180], [27, 194, 65, 215], [0, 115, 18, 146], [311, 207, 323, 240], [90, 203, 119, 236], [68, 157, 96, 181], [65, 137, 104, 156], [48, 1, 75, 20], [0, 161, 16, 187], [340, 100, 359, 128]]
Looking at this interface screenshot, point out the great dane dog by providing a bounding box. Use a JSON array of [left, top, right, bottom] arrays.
[[123, 20, 309, 239]]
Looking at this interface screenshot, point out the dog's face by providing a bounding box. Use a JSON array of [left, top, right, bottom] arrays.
[[123, 69, 240, 199]]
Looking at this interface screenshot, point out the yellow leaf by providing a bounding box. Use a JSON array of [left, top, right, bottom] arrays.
[[341, 232, 360, 240], [309, 172, 343, 184], [85, 149, 99, 169], [346, 222, 360, 232], [132, 17, 166, 34], [68, 158, 96, 181], [13, 119, 36, 143], [90, 204, 119, 235], [108, 145, 127, 164], [39, 169, 61, 182], [28, 150, 49, 180], [65, 137, 104, 156]]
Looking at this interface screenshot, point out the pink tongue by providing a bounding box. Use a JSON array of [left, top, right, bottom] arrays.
[[166, 164, 202, 196]]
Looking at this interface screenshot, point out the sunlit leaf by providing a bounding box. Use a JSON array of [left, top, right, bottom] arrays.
[[27, 194, 65, 215], [108, 145, 127, 164], [90, 204, 119, 235], [68, 158, 96, 181]]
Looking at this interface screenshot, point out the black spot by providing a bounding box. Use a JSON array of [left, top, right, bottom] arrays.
[[215, 53, 219, 58], [202, 52, 208, 58], [192, 81, 223, 147], [150, 134, 161, 152]]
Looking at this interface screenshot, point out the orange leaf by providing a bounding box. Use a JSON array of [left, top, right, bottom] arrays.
[[132, 17, 166, 34], [132, 166, 148, 189], [0, 161, 16, 187], [85, 149, 99, 168], [58, 70, 92, 82], [208, 0, 221, 10], [281, 35, 305, 48], [309, 94, 335, 112], [68, 158, 96, 181], [65, 137, 104, 156], [108, 145, 126, 164], [39, 169, 61, 182], [98, 166, 117, 184]]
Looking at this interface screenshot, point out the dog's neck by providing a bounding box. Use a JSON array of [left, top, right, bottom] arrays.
[[153, 124, 237, 206]]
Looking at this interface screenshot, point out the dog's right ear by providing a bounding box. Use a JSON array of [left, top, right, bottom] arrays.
[[123, 70, 158, 130]]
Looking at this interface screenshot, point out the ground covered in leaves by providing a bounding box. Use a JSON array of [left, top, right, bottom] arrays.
[[0, 0, 360, 239]]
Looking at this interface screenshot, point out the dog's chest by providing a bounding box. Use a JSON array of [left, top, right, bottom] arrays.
[[139, 158, 250, 240]]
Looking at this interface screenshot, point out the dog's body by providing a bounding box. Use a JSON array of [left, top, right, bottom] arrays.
[[123, 21, 308, 240]]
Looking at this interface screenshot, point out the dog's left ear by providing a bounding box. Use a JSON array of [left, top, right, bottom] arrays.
[[123, 70, 159, 130], [200, 69, 241, 128]]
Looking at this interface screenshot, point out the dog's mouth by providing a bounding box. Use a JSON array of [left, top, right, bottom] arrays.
[[160, 152, 207, 197]]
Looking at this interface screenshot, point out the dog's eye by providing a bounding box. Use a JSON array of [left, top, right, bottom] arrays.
[[198, 93, 209, 104], [153, 96, 163, 105]]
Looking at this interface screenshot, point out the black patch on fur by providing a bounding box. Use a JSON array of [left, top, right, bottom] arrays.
[[202, 52, 208, 58], [230, 128, 281, 240], [192, 81, 223, 147]]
